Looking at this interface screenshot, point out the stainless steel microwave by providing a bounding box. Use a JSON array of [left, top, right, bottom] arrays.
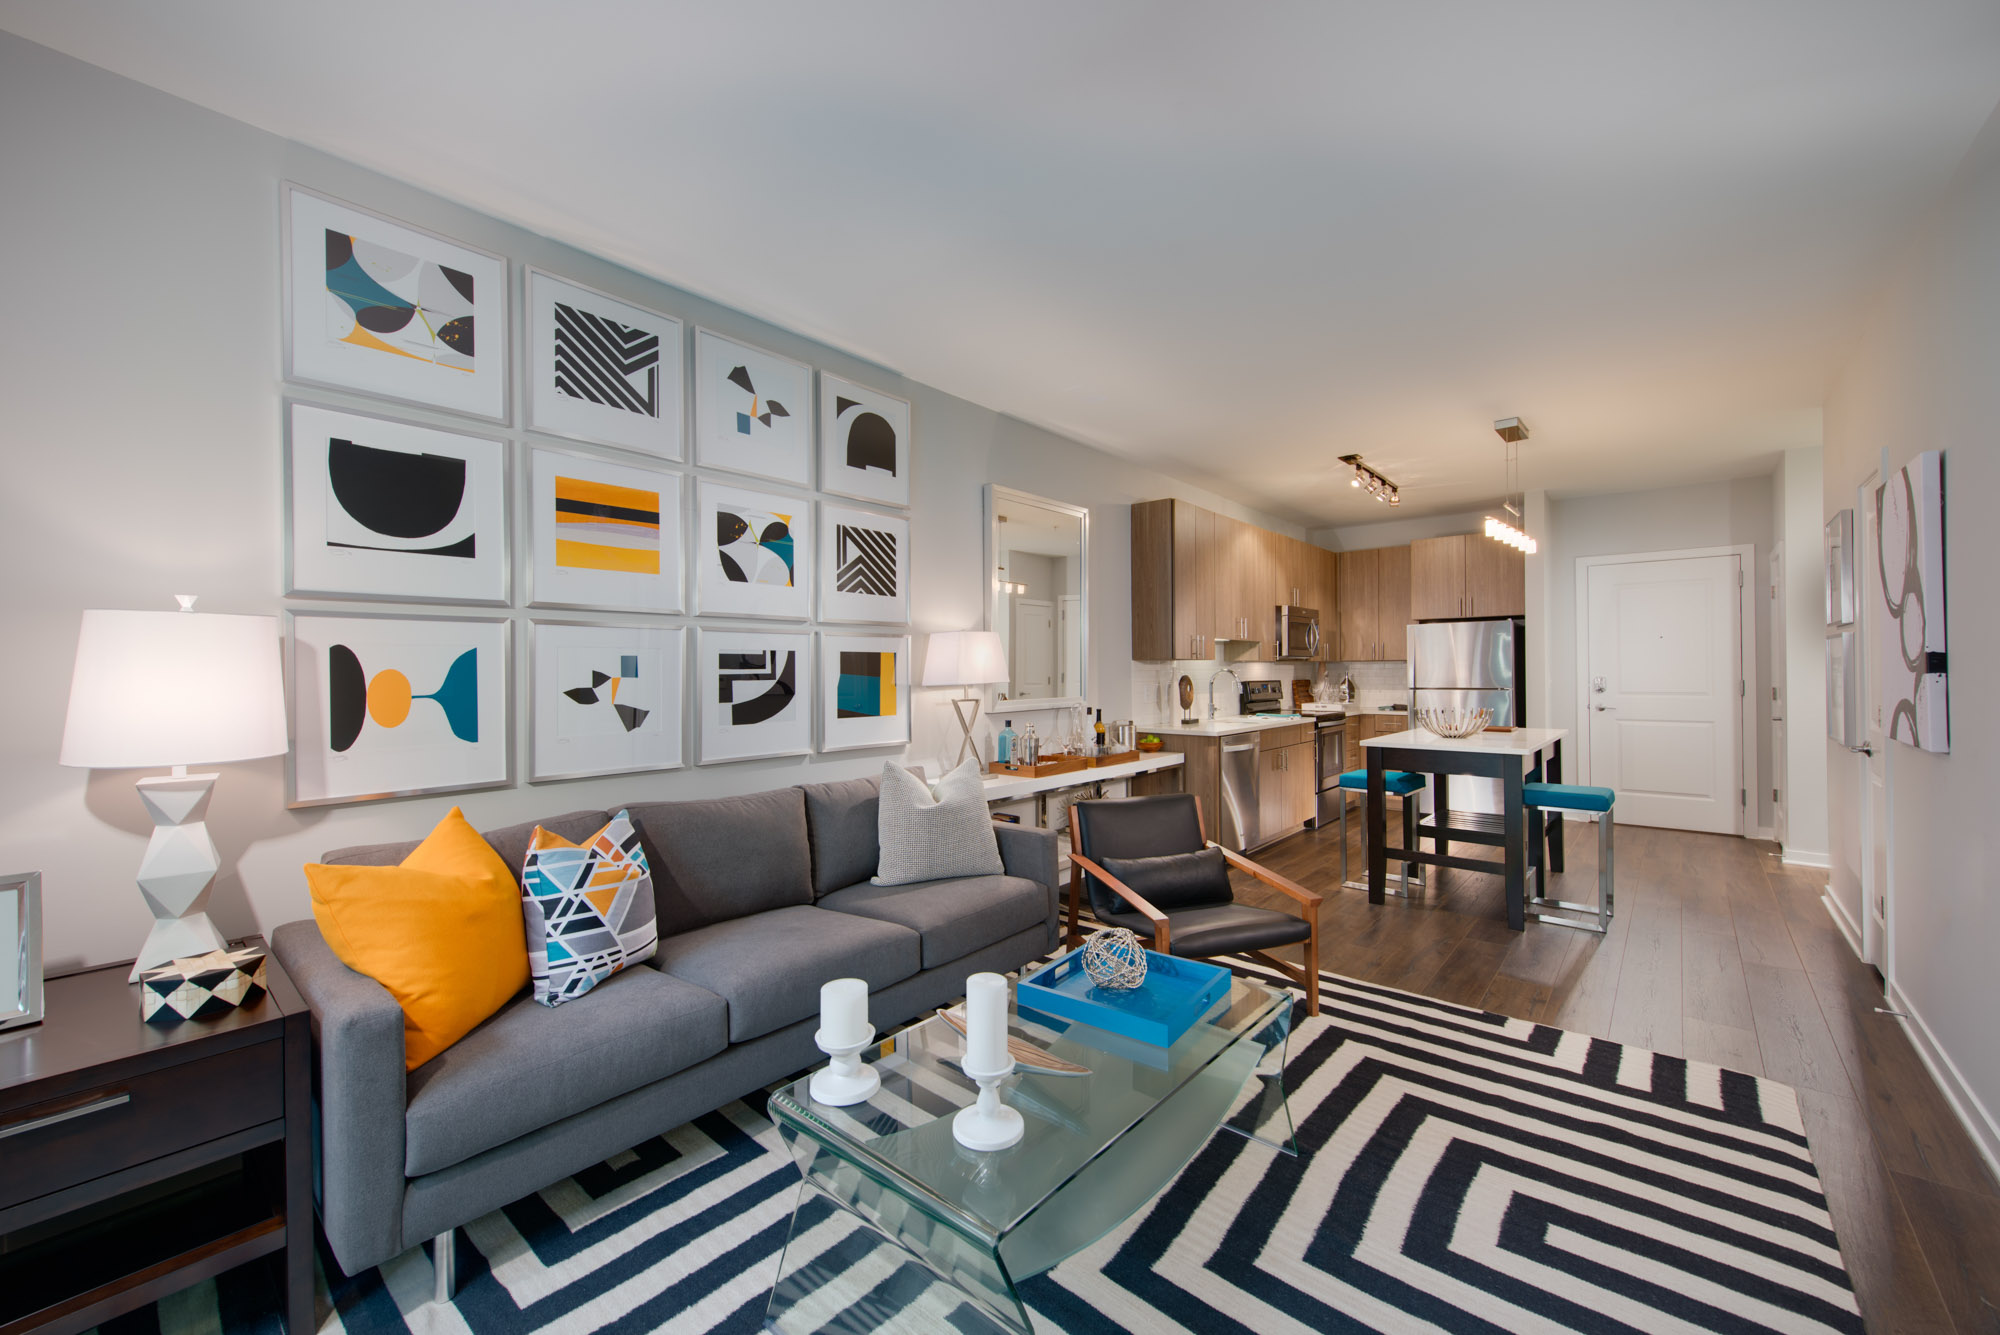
[[1275, 605, 1321, 660]]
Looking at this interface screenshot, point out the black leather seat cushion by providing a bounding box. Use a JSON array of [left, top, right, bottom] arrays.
[[1098, 902, 1311, 956], [1098, 847, 1232, 911]]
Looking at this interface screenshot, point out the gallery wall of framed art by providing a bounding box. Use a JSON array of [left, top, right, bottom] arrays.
[[275, 177, 919, 803]]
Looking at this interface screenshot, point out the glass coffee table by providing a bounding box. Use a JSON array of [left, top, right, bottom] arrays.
[[765, 971, 1295, 1334]]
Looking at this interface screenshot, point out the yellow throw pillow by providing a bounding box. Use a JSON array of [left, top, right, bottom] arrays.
[[306, 806, 529, 1070]]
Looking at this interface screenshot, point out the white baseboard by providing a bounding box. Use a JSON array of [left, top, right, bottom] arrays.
[[1885, 978, 2000, 1187], [1822, 892, 1865, 962], [1782, 848, 1832, 869]]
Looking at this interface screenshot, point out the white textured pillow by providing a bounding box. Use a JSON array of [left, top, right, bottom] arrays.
[[872, 758, 1004, 886]]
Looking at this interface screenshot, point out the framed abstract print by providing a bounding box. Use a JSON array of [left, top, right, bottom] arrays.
[[286, 402, 509, 605], [526, 268, 684, 460], [284, 184, 508, 422], [818, 634, 911, 752], [287, 611, 511, 807], [527, 445, 683, 614], [695, 480, 812, 620], [818, 372, 910, 507], [529, 621, 684, 782], [1876, 450, 1949, 752], [696, 628, 810, 764], [692, 328, 811, 485], [818, 503, 909, 625]]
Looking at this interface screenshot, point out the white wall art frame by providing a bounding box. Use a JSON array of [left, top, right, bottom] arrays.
[[288, 611, 512, 807], [286, 401, 509, 605], [0, 871, 42, 1034], [530, 621, 684, 782], [697, 628, 811, 764], [527, 445, 683, 614], [693, 327, 811, 485], [1825, 508, 1855, 628], [819, 372, 910, 507], [818, 503, 910, 625], [819, 634, 911, 753], [1876, 450, 1948, 752], [527, 268, 684, 460], [696, 480, 813, 620], [283, 183, 508, 422]]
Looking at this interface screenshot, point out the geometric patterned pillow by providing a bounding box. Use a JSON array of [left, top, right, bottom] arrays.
[[520, 810, 659, 1006]]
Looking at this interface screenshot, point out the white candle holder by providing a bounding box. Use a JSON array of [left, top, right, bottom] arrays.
[[810, 1025, 881, 1107], [952, 1055, 1023, 1151]]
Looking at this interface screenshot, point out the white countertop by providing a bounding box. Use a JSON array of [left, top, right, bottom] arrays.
[[1360, 725, 1568, 757], [981, 751, 1185, 801], [1141, 714, 1323, 738]]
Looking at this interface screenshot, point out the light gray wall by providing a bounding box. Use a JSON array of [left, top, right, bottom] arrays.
[[1546, 477, 1777, 831], [0, 33, 1303, 973], [1775, 447, 1828, 862], [1310, 507, 1494, 551], [1823, 96, 2000, 1167]]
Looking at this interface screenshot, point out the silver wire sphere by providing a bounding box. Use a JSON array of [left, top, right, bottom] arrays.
[[1081, 928, 1149, 990]]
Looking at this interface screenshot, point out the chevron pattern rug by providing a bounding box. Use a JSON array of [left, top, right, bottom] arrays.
[[99, 962, 1862, 1335]]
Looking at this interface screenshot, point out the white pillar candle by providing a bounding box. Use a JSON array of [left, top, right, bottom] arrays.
[[963, 972, 1009, 1073], [820, 978, 869, 1047]]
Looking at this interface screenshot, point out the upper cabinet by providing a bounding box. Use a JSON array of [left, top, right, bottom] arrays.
[[1332, 544, 1412, 661], [1131, 499, 1340, 660], [1410, 533, 1525, 619]]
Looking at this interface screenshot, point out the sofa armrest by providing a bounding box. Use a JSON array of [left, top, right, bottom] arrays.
[[993, 821, 1061, 949], [270, 920, 409, 1275]]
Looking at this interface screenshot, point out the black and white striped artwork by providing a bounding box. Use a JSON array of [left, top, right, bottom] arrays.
[[819, 503, 909, 624], [527, 269, 684, 459]]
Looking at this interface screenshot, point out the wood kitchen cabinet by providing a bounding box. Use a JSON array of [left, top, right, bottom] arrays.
[[1332, 545, 1413, 661], [1410, 532, 1524, 619], [1410, 535, 1470, 619], [1131, 499, 1342, 662], [1335, 546, 1377, 661], [1465, 535, 1526, 616]]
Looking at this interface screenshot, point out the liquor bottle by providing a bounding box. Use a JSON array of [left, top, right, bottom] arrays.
[[995, 720, 1016, 765], [1020, 724, 1041, 766], [1094, 708, 1107, 747]]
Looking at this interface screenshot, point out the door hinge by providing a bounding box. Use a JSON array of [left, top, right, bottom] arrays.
[[1738, 569, 1745, 587], [1740, 788, 1747, 806], [1773, 787, 1780, 804], [1739, 679, 1746, 697]]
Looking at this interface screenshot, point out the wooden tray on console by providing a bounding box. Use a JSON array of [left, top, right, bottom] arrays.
[[1088, 748, 1140, 768], [988, 756, 1090, 778]]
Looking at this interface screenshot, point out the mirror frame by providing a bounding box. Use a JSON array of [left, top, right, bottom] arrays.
[[0, 871, 43, 1033], [984, 484, 1090, 710]]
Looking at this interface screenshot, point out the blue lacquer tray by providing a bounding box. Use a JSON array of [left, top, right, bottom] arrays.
[[1017, 947, 1232, 1048]]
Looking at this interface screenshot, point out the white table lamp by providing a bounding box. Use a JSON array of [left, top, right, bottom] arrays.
[[60, 599, 288, 979], [922, 630, 1009, 768]]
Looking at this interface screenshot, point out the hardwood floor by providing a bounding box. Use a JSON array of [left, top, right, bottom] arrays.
[[1230, 809, 2000, 1335]]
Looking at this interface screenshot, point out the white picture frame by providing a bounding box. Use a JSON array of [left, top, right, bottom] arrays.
[[286, 401, 509, 605], [288, 611, 512, 807], [530, 621, 684, 782], [693, 327, 812, 484], [819, 634, 912, 753], [818, 503, 910, 625], [527, 445, 684, 614], [819, 372, 910, 507], [1876, 450, 1949, 752], [696, 480, 813, 620], [697, 628, 811, 764], [526, 268, 684, 459], [284, 184, 508, 422], [0, 871, 42, 1034]]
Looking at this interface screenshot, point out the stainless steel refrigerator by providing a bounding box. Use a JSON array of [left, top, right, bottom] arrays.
[[1407, 618, 1524, 817]]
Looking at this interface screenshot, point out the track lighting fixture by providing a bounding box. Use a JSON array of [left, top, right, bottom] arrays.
[[1339, 455, 1400, 507]]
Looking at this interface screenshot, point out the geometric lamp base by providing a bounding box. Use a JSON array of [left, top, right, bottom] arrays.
[[130, 771, 229, 981]]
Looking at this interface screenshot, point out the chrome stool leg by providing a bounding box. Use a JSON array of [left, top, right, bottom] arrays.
[[1527, 805, 1614, 934], [1339, 787, 1420, 897]]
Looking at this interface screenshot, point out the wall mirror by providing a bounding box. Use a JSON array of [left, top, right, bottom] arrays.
[[0, 871, 42, 1034], [985, 485, 1089, 707]]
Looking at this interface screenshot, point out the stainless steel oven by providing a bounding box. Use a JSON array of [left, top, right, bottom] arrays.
[[1274, 605, 1321, 660]]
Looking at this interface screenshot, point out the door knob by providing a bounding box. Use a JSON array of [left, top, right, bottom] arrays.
[[1595, 705, 1616, 712]]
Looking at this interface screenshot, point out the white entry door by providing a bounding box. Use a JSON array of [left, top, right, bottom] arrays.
[[1011, 597, 1055, 698], [1585, 553, 1743, 833], [1858, 473, 1889, 969]]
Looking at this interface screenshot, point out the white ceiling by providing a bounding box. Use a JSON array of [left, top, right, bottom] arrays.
[[8, 1, 2000, 524]]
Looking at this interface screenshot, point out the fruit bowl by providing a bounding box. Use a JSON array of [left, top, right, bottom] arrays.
[[1416, 706, 1491, 739], [1136, 735, 1164, 752]]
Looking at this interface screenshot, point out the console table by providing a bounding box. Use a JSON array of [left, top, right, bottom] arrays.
[[0, 943, 313, 1335]]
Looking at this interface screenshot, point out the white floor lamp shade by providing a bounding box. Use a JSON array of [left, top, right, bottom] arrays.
[[60, 605, 289, 979], [922, 630, 1008, 768]]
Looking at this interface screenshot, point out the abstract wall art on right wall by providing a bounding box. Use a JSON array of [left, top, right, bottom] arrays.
[[1875, 449, 1948, 752]]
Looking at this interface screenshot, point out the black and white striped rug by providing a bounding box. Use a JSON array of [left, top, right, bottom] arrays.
[[102, 964, 1862, 1335]]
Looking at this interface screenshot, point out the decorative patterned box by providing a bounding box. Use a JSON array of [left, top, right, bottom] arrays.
[[140, 945, 269, 1024], [1017, 947, 1231, 1048]]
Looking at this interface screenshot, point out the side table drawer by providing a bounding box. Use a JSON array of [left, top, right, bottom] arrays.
[[0, 1038, 282, 1212]]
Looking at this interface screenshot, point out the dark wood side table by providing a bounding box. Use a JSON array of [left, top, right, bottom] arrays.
[[0, 941, 312, 1335]]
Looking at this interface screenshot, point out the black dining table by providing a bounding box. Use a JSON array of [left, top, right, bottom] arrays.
[[1361, 726, 1569, 930]]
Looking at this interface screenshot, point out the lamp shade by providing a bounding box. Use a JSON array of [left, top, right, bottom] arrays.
[[60, 610, 289, 768], [921, 630, 1009, 688]]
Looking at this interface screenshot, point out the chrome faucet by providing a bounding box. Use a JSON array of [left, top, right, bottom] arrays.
[[1209, 667, 1241, 720]]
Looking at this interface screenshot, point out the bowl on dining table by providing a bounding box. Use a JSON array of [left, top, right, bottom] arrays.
[[1416, 706, 1491, 739]]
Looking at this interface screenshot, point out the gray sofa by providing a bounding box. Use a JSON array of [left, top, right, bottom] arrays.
[[272, 775, 1059, 1280]]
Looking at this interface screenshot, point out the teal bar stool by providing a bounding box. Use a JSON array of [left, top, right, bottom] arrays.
[[1336, 769, 1426, 896], [1522, 782, 1615, 932]]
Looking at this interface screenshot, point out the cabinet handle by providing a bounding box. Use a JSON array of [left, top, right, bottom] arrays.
[[0, 1092, 130, 1141]]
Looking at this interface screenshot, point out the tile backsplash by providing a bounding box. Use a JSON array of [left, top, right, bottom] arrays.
[[1128, 658, 1408, 723]]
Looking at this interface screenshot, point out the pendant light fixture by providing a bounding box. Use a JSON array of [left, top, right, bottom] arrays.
[[1339, 455, 1400, 506], [1484, 418, 1536, 553]]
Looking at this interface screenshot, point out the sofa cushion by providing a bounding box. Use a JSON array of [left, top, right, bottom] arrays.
[[321, 809, 614, 879], [802, 775, 881, 897], [403, 964, 727, 1177], [651, 905, 920, 1042], [872, 759, 1003, 886], [626, 789, 813, 933], [818, 875, 1049, 969], [521, 811, 658, 1006]]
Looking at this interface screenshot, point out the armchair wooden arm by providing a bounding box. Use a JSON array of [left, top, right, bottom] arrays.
[[1210, 842, 1322, 1018], [1212, 843, 1324, 913]]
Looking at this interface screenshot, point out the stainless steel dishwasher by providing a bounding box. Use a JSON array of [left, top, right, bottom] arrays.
[[1218, 735, 1261, 850]]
